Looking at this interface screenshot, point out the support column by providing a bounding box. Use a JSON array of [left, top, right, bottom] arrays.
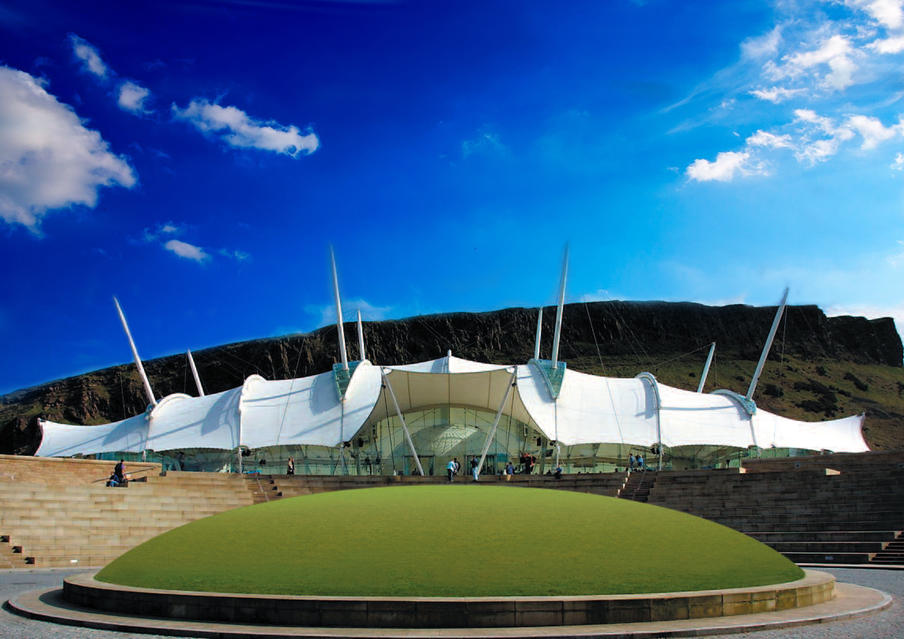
[[381, 369, 424, 476], [477, 368, 518, 475]]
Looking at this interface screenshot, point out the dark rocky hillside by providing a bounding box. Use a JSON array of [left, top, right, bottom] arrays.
[[2, 301, 902, 454]]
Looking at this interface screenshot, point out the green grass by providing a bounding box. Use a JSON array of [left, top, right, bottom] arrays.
[[97, 486, 803, 597]]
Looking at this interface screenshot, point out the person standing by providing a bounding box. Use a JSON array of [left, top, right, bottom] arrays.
[[286, 457, 295, 476], [505, 461, 514, 475], [446, 458, 456, 483], [470, 456, 480, 482], [453, 457, 461, 476], [637, 453, 644, 470]]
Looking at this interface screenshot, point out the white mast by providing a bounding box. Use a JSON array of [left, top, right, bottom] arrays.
[[330, 247, 349, 371], [356, 309, 366, 361], [113, 297, 156, 407], [187, 349, 205, 397], [696, 342, 716, 393], [746, 288, 789, 401], [533, 308, 543, 360], [551, 246, 569, 367]]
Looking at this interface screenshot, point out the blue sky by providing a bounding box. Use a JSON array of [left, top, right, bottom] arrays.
[[1, 0, 903, 394]]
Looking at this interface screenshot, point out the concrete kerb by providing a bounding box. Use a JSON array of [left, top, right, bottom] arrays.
[[5, 572, 892, 639], [4, 581, 893, 638], [57, 571, 837, 628]]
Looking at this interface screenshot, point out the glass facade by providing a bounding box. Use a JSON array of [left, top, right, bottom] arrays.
[[89, 409, 820, 475]]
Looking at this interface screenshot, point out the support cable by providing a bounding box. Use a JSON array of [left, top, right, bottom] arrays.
[[584, 302, 605, 372]]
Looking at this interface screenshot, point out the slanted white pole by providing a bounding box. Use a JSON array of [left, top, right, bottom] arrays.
[[746, 288, 789, 401], [696, 342, 716, 393], [186, 349, 205, 396], [533, 308, 543, 360], [551, 246, 569, 367], [330, 247, 349, 371], [381, 368, 424, 476], [113, 297, 156, 407], [356, 309, 366, 361], [477, 368, 518, 475]]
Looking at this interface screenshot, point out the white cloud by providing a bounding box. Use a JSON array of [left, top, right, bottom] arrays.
[[0, 66, 135, 230], [764, 34, 860, 92], [780, 35, 859, 91], [892, 152, 904, 170], [172, 99, 319, 157], [846, 114, 902, 148], [746, 130, 794, 149], [117, 81, 151, 114], [68, 34, 108, 79], [749, 86, 805, 103], [741, 26, 782, 59], [849, 0, 904, 30], [164, 239, 209, 262], [868, 34, 904, 52], [685, 151, 764, 182]]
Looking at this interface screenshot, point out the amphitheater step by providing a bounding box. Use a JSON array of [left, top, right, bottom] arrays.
[[781, 551, 875, 564], [869, 536, 904, 564]]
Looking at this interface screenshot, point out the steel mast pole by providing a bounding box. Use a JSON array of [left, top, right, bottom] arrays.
[[113, 297, 156, 407], [696, 342, 716, 393], [533, 308, 543, 359], [551, 247, 569, 367], [187, 349, 205, 396], [746, 288, 789, 401], [356, 310, 366, 361], [330, 247, 349, 371]]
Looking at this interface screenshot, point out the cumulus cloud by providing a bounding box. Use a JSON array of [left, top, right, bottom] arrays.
[[117, 81, 151, 114], [868, 34, 904, 52], [685, 151, 765, 182], [892, 152, 904, 170], [172, 98, 319, 157], [770, 35, 859, 91], [164, 239, 209, 262], [68, 34, 108, 79], [846, 114, 902, 148], [0, 66, 135, 230], [849, 0, 904, 30]]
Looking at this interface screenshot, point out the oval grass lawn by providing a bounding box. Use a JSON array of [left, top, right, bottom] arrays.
[[97, 485, 803, 597]]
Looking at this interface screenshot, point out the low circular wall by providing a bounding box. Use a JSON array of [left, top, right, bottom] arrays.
[[64, 571, 835, 628]]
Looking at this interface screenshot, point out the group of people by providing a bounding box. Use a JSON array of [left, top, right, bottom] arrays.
[[628, 452, 646, 471], [443, 457, 486, 482], [106, 459, 126, 487]]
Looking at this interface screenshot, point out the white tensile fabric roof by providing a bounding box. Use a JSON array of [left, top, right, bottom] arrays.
[[35, 354, 869, 457]]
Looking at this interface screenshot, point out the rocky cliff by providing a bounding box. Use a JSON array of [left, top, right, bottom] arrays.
[[2, 301, 902, 454]]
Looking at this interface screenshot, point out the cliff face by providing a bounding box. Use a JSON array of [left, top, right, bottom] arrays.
[[2, 301, 902, 455]]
